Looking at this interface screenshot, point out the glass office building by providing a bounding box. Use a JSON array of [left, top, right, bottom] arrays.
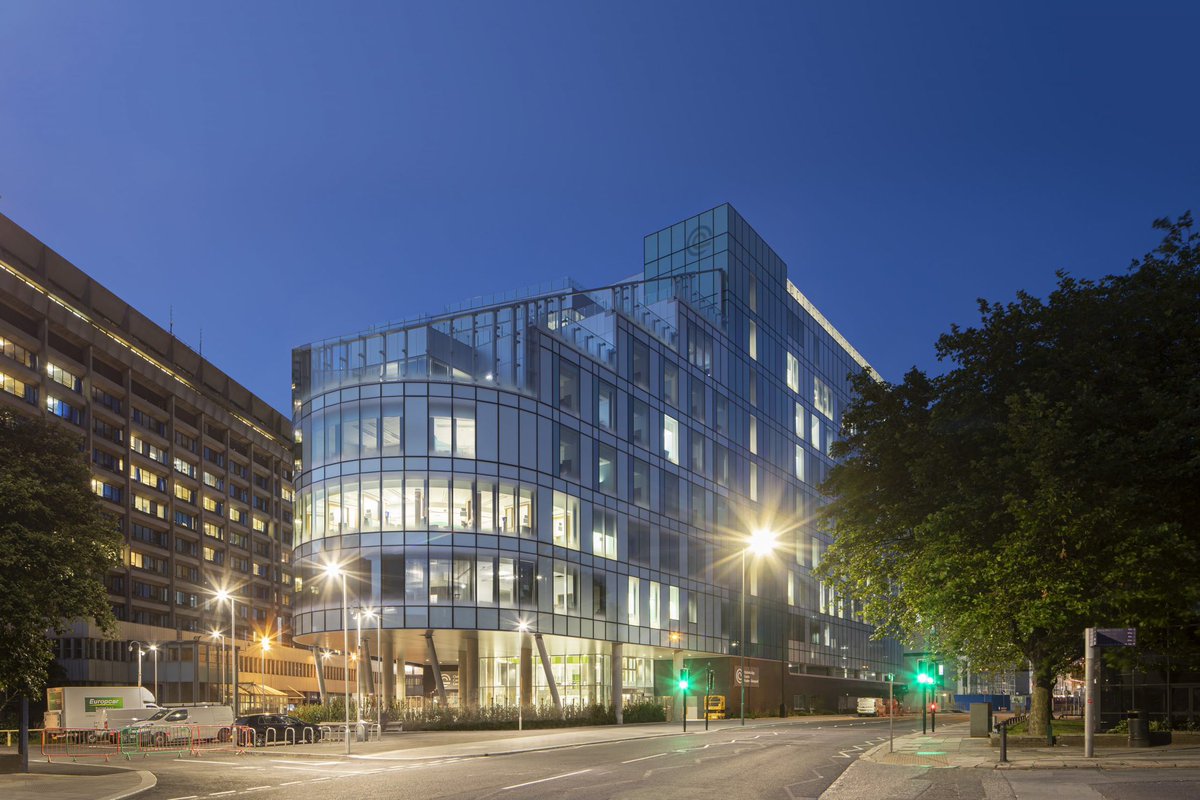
[[291, 205, 901, 715]]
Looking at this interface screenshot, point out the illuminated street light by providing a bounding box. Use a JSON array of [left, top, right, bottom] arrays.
[[323, 563, 351, 754], [741, 528, 778, 726]]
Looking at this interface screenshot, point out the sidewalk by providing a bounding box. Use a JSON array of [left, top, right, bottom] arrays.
[[0, 757, 155, 800], [863, 720, 1200, 770]]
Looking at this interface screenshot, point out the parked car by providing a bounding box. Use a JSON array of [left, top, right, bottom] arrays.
[[123, 705, 235, 746], [234, 714, 318, 746]]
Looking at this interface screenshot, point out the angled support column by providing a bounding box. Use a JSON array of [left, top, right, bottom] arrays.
[[312, 646, 328, 704], [425, 631, 448, 704], [534, 633, 562, 715], [612, 641, 623, 725], [380, 637, 395, 711]]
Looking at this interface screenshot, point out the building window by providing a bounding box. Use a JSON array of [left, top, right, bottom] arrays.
[[46, 395, 82, 424], [663, 362, 678, 407], [627, 576, 641, 626], [596, 443, 616, 494], [596, 380, 616, 431], [632, 399, 649, 448], [814, 377, 833, 419], [795, 444, 806, 482], [552, 491, 579, 550], [649, 581, 661, 629], [690, 380, 705, 423], [632, 340, 650, 390], [454, 400, 476, 458], [46, 362, 82, 393], [558, 426, 580, 480], [430, 399, 453, 455], [663, 414, 680, 465], [669, 586, 680, 621], [632, 458, 649, 508], [786, 352, 800, 394], [558, 360, 579, 414], [553, 560, 578, 613], [749, 415, 758, 455], [795, 402, 805, 441], [592, 508, 617, 559], [749, 320, 758, 361]]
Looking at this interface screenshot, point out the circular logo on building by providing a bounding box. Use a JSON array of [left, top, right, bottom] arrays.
[[686, 225, 712, 258]]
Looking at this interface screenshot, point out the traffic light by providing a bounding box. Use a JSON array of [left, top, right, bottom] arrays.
[[678, 668, 690, 691]]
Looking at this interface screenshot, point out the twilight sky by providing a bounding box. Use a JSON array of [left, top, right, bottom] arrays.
[[1, 1, 1197, 414]]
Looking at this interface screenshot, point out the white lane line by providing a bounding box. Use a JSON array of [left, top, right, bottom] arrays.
[[243, 787, 272, 792], [209, 793, 236, 797], [196, 760, 241, 765], [167, 796, 198, 800], [500, 768, 592, 791], [621, 752, 666, 764], [278, 781, 306, 786]]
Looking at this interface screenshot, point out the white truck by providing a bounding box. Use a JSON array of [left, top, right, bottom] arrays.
[[856, 696, 883, 716], [44, 686, 157, 730]]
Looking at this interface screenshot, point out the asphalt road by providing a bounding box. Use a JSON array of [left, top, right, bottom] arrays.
[[135, 717, 914, 800]]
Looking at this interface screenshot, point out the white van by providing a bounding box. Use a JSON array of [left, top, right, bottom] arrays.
[[856, 697, 883, 716], [44, 686, 157, 730], [124, 705, 235, 745]]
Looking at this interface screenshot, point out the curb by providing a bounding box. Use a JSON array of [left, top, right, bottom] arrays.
[[105, 770, 157, 800]]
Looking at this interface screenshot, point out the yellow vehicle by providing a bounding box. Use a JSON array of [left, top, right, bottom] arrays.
[[704, 695, 726, 720]]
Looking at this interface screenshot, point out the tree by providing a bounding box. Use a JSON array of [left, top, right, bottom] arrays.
[[0, 411, 122, 699], [819, 214, 1200, 735]]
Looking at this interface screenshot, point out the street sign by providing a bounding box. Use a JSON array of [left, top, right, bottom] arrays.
[[734, 666, 759, 686], [1089, 628, 1137, 647]]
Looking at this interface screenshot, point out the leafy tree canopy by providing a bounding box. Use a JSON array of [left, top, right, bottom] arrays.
[[819, 214, 1200, 732], [0, 411, 122, 697]]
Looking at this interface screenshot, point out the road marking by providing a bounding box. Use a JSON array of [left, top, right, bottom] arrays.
[[209, 793, 236, 797], [195, 760, 240, 765], [278, 781, 306, 786], [167, 796, 198, 800], [500, 768, 592, 790], [621, 752, 666, 764], [270, 759, 341, 765], [244, 787, 272, 792]]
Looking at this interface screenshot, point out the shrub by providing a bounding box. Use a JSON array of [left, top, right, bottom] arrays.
[[622, 700, 666, 723]]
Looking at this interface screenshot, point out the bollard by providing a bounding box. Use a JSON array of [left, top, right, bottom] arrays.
[[1047, 718, 1054, 747], [999, 724, 1008, 763]]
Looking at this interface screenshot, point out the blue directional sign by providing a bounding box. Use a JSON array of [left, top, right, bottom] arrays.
[[1090, 627, 1137, 647]]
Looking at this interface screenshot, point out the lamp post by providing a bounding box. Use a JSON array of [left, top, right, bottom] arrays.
[[215, 589, 238, 716], [128, 641, 145, 695], [149, 644, 159, 705], [210, 631, 225, 705], [323, 564, 351, 754], [740, 529, 778, 726], [353, 609, 364, 722], [260, 635, 271, 712]]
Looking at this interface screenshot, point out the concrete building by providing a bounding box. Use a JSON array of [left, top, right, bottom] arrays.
[[0, 212, 343, 710]]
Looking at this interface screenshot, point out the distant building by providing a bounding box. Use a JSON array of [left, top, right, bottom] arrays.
[[0, 213, 340, 710], [291, 204, 902, 716]]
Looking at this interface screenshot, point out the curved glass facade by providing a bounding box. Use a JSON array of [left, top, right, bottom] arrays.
[[291, 205, 902, 713]]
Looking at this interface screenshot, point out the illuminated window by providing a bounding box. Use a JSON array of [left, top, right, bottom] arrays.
[[663, 414, 680, 464], [749, 321, 758, 361], [669, 586, 680, 621], [552, 491, 579, 550], [786, 352, 800, 394], [627, 576, 641, 626]]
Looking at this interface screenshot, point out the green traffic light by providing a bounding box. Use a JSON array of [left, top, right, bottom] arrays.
[[679, 679, 689, 690], [917, 673, 934, 685]]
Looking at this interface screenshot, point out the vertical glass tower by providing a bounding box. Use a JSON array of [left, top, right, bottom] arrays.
[[291, 204, 900, 715]]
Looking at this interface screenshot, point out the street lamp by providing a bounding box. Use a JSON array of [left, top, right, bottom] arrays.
[[323, 563, 351, 754], [741, 528, 778, 726], [149, 644, 159, 705], [210, 630, 226, 705], [215, 589, 238, 716], [128, 641, 145, 695], [260, 635, 271, 712], [516, 620, 530, 731]]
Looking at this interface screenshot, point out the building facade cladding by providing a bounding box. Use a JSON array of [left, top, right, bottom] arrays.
[[291, 204, 902, 711], [0, 212, 304, 697]]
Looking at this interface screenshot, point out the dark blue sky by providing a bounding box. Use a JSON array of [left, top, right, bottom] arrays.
[[2, 2, 1196, 414]]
